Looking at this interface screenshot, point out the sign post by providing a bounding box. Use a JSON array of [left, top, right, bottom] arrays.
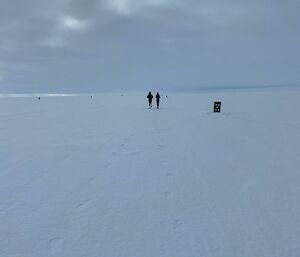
[[214, 102, 221, 113]]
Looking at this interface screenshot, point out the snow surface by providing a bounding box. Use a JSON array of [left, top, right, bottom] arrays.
[[0, 90, 300, 257]]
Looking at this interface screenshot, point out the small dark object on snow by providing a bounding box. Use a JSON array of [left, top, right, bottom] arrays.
[[166, 95, 168, 98], [38, 97, 41, 100], [214, 102, 221, 113]]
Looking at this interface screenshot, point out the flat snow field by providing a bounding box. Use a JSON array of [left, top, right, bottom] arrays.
[[0, 90, 300, 257]]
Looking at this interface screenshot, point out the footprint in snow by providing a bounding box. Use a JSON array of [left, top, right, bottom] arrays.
[[173, 219, 184, 231], [48, 237, 63, 254], [76, 199, 93, 209], [87, 177, 95, 184], [164, 191, 171, 197], [105, 162, 112, 167]]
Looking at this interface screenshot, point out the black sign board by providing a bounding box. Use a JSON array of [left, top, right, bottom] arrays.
[[214, 102, 221, 112]]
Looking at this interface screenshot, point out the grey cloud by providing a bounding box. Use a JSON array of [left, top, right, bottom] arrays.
[[0, 0, 299, 93]]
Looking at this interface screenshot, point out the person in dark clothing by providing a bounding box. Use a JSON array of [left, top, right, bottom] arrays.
[[147, 92, 153, 108], [156, 92, 161, 108]]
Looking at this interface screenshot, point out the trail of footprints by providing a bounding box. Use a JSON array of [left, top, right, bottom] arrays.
[[155, 143, 186, 233], [67, 135, 181, 246]]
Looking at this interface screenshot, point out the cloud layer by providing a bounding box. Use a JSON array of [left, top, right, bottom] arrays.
[[0, 0, 299, 92]]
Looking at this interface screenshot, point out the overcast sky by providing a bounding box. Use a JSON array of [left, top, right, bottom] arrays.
[[0, 0, 299, 93]]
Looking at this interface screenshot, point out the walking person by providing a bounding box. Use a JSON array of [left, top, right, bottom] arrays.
[[156, 92, 161, 108], [147, 92, 153, 108]]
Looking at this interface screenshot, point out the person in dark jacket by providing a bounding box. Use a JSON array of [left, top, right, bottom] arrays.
[[147, 92, 153, 108], [156, 92, 161, 108]]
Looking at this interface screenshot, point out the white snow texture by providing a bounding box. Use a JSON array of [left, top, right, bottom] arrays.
[[0, 90, 300, 257]]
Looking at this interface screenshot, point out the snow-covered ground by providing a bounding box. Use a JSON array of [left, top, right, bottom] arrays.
[[1, 89, 300, 257]]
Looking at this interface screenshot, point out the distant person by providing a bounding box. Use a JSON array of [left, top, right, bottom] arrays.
[[147, 92, 153, 108], [156, 92, 161, 108]]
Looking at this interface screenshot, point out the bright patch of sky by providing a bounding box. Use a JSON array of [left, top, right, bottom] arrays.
[[108, 0, 172, 14], [45, 15, 88, 47], [61, 16, 88, 30]]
